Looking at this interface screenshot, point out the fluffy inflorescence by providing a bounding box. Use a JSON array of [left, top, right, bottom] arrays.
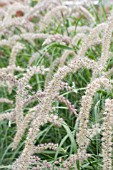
[[0, 0, 113, 170]]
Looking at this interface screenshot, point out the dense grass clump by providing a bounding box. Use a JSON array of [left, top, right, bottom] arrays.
[[0, 0, 113, 170]]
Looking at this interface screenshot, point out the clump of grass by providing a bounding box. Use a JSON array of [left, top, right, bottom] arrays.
[[0, 0, 113, 170]]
